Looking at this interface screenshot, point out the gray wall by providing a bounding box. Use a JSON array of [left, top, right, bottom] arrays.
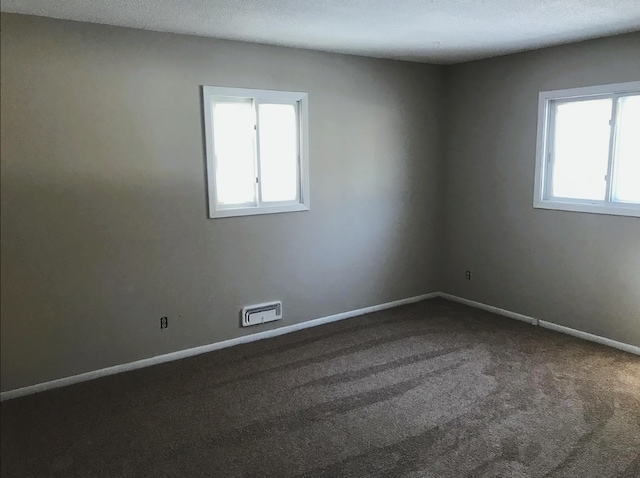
[[441, 33, 640, 347], [2, 13, 638, 393], [0, 14, 445, 391]]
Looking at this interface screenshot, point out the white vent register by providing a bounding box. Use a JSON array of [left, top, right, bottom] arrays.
[[241, 301, 282, 327]]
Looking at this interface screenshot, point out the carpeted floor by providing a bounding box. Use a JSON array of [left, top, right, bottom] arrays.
[[1, 298, 639, 477]]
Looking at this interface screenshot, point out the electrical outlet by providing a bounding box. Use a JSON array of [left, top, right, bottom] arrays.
[[160, 316, 168, 329], [465, 270, 471, 280]]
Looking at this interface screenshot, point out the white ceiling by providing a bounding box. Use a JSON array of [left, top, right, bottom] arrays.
[[2, 0, 640, 64]]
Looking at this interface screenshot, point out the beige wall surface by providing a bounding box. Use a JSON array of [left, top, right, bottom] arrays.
[[0, 14, 445, 391], [441, 33, 640, 346]]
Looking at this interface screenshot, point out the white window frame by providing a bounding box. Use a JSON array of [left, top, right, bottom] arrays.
[[202, 86, 310, 219], [533, 81, 640, 218]]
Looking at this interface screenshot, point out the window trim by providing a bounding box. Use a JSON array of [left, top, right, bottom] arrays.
[[533, 81, 640, 218], [202, 86, 310, 219]]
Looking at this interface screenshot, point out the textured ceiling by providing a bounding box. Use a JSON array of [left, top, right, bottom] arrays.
[[2, 0, 640, 64]]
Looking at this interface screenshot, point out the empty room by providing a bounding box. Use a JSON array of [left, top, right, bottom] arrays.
[[1, 1, 639, 477]]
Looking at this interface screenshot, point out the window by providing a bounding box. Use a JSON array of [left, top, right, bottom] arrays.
[[202, 86, 310, 218], [533, 81, 640, 217]]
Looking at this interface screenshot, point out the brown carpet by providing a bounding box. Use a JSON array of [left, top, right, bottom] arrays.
[[1, 298, 639, 477]]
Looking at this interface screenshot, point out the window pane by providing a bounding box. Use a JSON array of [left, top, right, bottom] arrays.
[[551, 99, 612, 201], [612, 95, 640, 204], [213, 101, 256, 205], [258, 103, 298, 203]]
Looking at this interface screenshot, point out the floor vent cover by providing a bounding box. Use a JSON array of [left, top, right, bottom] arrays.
[[241, 301, 282, 327]]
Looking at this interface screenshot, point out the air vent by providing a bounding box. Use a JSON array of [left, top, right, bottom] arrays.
[[241, 301, 282, 327]]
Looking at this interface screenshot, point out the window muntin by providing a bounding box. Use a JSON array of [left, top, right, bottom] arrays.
[[534, 82, 640, 217], [203, 86, 309, 218]]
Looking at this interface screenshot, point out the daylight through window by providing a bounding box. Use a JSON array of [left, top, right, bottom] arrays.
[[534, 82, 640, 217], [203, 86, 309, 218]]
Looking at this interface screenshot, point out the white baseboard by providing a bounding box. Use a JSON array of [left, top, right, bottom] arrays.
[[3, 290, 637, 401], [437, 293, 538, 325], [0, 292, 439, 401], [539, 320, 640, 356], [438, 292, 640, 356]]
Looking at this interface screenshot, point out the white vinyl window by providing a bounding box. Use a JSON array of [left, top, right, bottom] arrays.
[[533, 81, 640, 217], [202, 86, 310, 218]]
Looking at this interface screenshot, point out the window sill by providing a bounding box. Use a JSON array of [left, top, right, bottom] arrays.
[[210, 203, 310, 219], [533, 199, 640, 218]]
